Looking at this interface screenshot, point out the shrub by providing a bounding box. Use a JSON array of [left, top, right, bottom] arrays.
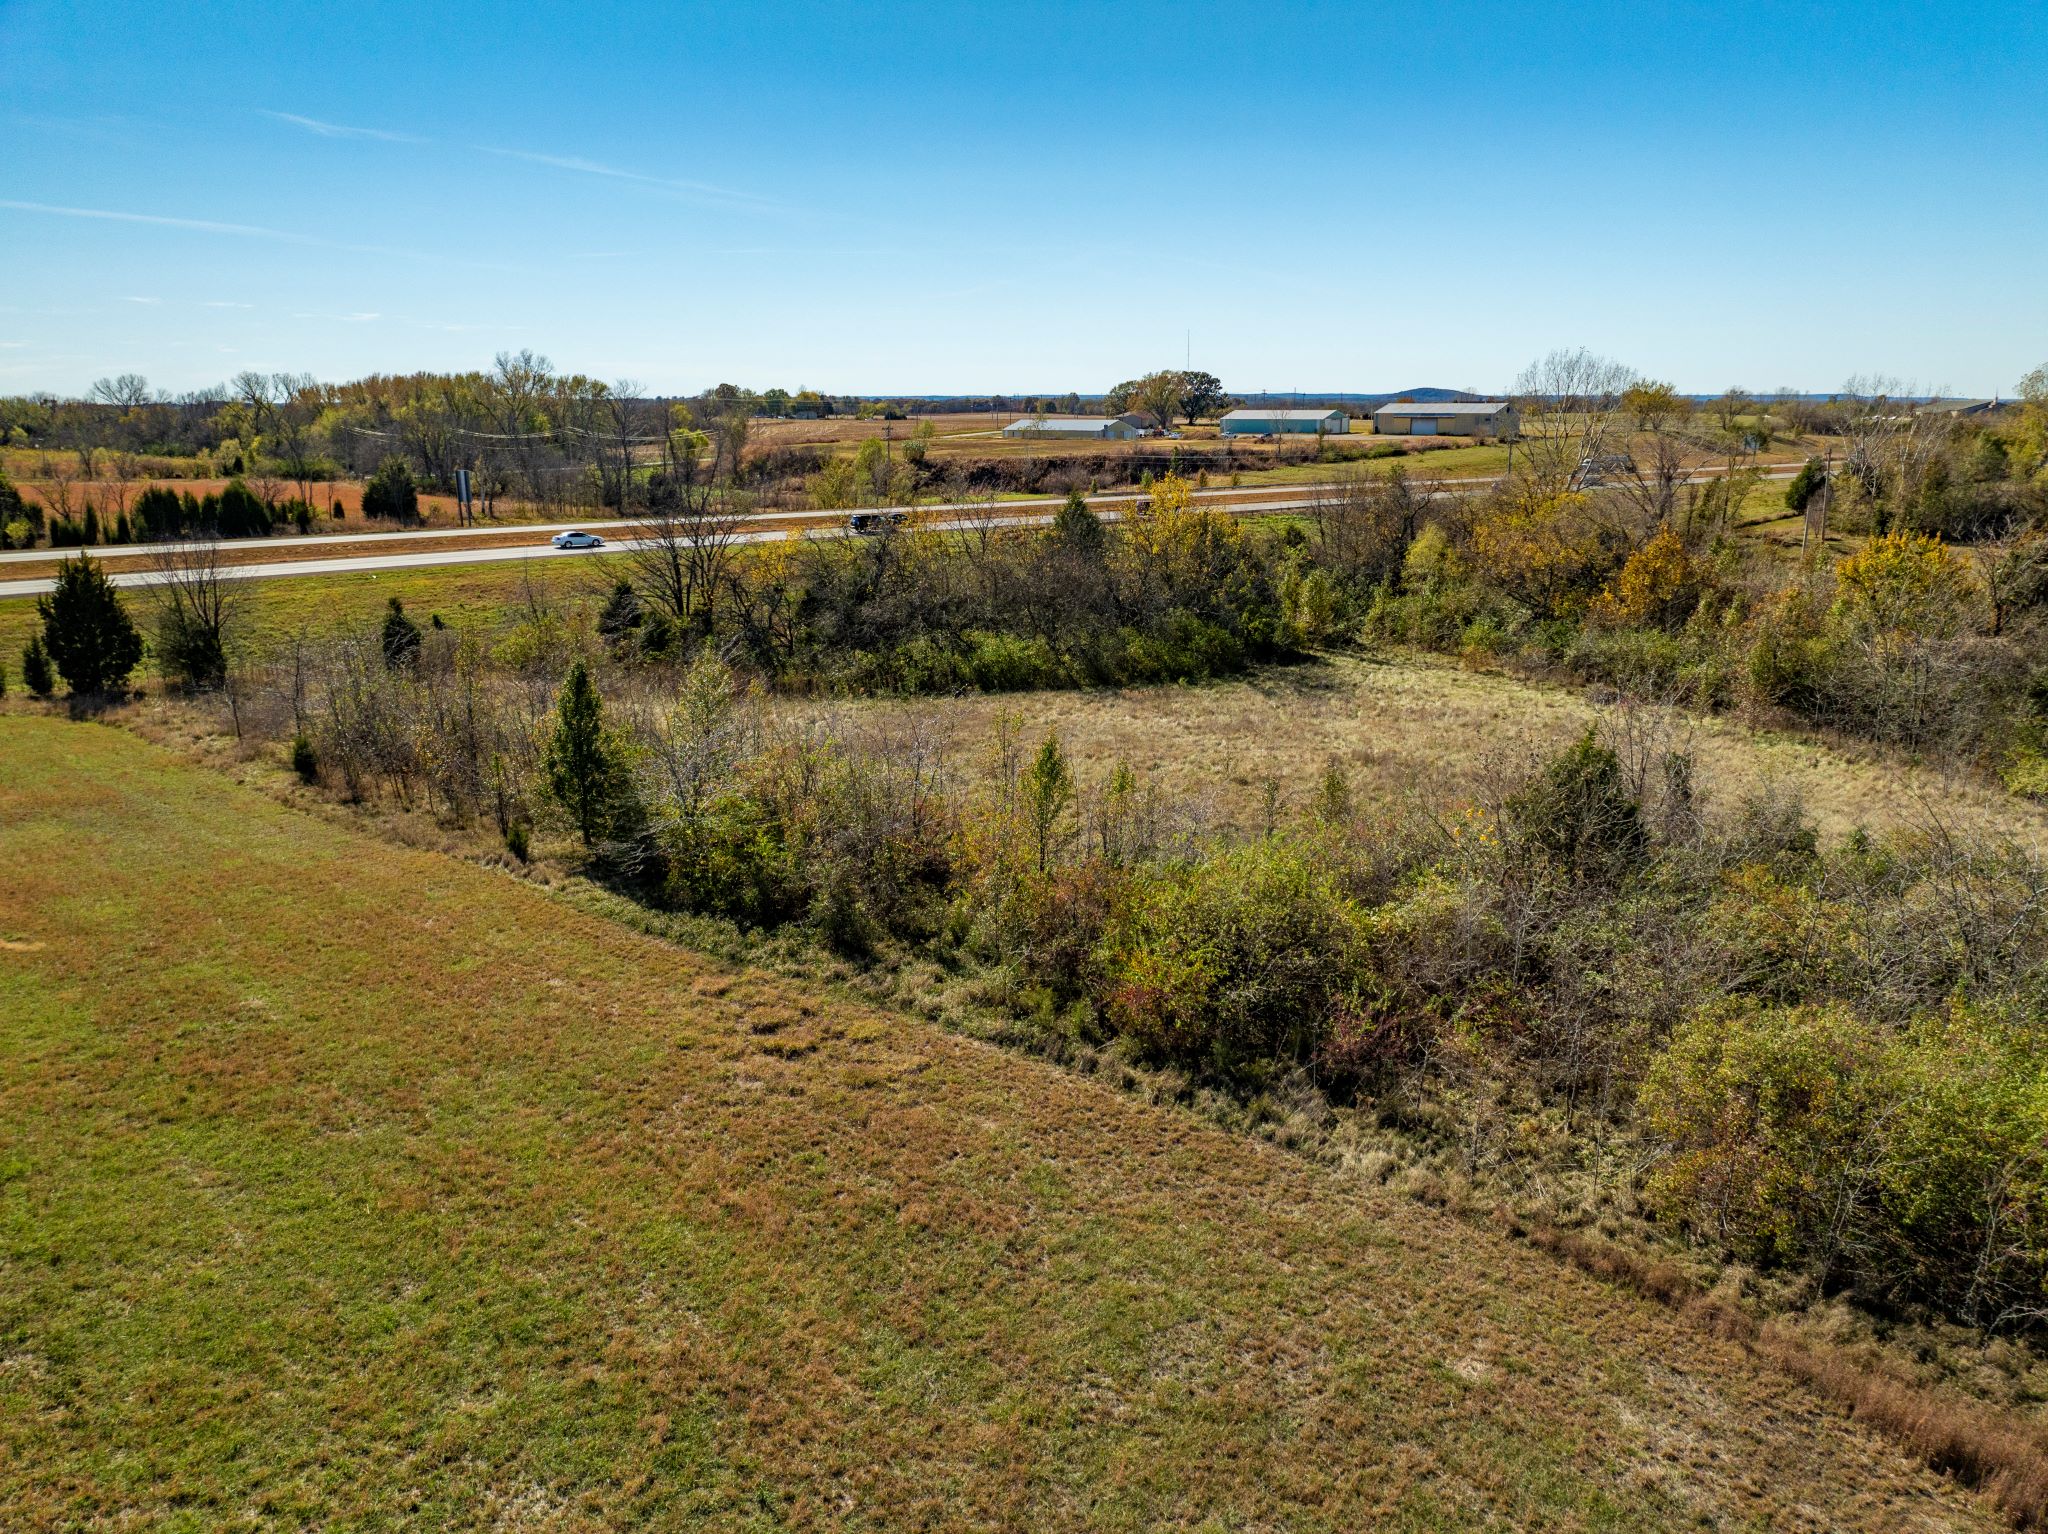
[[505, 820, 531, 862], [1877, 1003, 2048, 1326], [1642, 1002, 1883, 1270], [21, 634, 54, 696], [965, 632, 1058, 692], [1784, 456, 1826, 513], [1096, 837, 1362, 1071], [380, 597, 422, 669], [1831, 529, 1976, 649], [1469, 492, 1617, 618], [362, 458, 420, 524], [1589, 526, 1710, 630], [597, 579, 644, 658], [156, 601, 229, 691], [36, 555, 142, 696], [660, 793, 801, 927], [1507, 729, 1646, 881], [1745, 587, 1840, 714], [1643, 999, 2048, 1324], [289, 732, 319, 783]]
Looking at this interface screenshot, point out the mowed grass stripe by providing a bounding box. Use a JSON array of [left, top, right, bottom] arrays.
[[0, 717, 1993, 1530]]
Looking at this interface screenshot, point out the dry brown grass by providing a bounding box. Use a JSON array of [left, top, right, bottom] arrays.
[[1515, 1218, 2048, 1529], [836, 653, 2048, 849]]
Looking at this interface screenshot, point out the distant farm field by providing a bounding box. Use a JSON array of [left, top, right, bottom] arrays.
[[0, 715, 2001, 1529]]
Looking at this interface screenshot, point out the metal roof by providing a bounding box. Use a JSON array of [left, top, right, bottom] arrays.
[[1003, 417, 1127, 431], [1372, 401, 1513, 416], [1221, 407, 1348, 421]]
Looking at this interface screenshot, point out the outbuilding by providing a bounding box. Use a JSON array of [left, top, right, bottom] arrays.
[[1219, 407, 1350, 436], [1371, 401, 1520, 439], [1002, 416, 1142, 440]]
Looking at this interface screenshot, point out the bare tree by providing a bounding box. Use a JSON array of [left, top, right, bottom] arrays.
[[1835, 375, 1955, 531], [88, 374, 153, 409], [587, 380, 661, 512], [1511, 348, 1637, 496], [1308, 467, 1421, 584], [627, 478, 749, 640], [149, 535, 244, 695]]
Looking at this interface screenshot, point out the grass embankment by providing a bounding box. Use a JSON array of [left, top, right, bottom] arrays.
[[0, 715, 1999, 1530], [0, 556, 627, 663]]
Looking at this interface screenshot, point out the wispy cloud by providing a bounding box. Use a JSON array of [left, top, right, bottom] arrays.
[[250, 110, 783, 213], [263, 110, 421, 144], [203, 300, 254, 309], [480, 146, 779, 210], [120, 295, 161, 305], [0, 199, 306, 242], [0, 200, 531, 274], [292, 311, 382, 323]]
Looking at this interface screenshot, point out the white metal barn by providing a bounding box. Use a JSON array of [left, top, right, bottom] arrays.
[[1001, 417, 1142, 440], [1218, 408, 1350, 436]]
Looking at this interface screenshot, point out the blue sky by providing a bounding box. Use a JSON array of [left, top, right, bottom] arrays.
[[2, 0, 2043, 398]]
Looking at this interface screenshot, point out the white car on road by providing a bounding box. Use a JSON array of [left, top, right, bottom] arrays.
[[549, 530, 605, 549]]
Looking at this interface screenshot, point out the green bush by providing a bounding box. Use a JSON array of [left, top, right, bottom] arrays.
[[216, 479, 272, 539], [660, 794, 802, 927], [1507, 730, 1646, 881], [1784, 456, 1827, 513], [134, 485, 185, 539], [289, 732, 318, 783], [1643, 1003, 1882, 1269], [362, 458, 420, 524], [965, 631, 1058, 692], [1096, 837, 1361, 1072], [1643, 1000, 2048, 1324], [380, 597, 423, 669]]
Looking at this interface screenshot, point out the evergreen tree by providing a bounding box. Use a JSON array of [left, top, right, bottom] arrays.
[[1051, 488, 1105, 555], [380, 597, 422, 668], [1785, 456, 1828, 513], [216, 479, 272, 538], [362, 457, 420, 524], [21, 635, 54, 697], [544, 660, 633, 846], [36, 555, 142, 695], [134, 485, 184, 539]]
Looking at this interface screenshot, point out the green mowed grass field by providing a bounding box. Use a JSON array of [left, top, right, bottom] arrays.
[[0, 716, 1997, 1530]]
